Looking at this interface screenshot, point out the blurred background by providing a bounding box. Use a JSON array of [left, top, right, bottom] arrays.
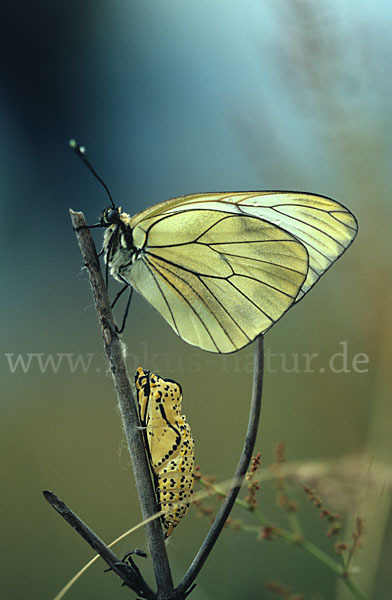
[[1, 1, 391, 599]]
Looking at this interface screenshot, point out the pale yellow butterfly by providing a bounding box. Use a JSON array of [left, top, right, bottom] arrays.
[[71, 142, 358, 353]]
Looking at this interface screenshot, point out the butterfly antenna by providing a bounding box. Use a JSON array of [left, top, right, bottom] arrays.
[[69, 139, 116, 208]]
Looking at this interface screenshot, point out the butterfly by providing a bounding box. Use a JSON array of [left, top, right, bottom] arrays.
[[71, 142, 358, 353], [135, 367, 195, 537]]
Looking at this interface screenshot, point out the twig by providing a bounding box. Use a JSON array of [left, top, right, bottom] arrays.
[[176, 335, 264, 595], [69, 210, 173, 597], [43, 491, 155, 599]]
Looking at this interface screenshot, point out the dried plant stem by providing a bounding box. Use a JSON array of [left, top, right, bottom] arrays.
[[43, 491, 155, 599], [69, 210, 173, 598], [176, 335, 264, 596]]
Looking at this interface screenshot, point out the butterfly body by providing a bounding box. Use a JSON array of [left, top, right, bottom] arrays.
[[101, 192, 358, 353], [135, 367, 195, 537]]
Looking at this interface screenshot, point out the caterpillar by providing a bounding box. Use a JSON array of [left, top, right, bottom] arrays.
[[135, 367, 195, 537]]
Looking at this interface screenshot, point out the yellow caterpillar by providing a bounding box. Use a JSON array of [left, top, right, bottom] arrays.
[[135, 367, 195, 537]]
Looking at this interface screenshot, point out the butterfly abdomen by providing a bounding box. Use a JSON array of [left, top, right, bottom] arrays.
[[135, 367, 195, 537]]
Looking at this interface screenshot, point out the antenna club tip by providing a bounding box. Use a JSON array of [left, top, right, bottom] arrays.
[[69, 139, 86, 155]]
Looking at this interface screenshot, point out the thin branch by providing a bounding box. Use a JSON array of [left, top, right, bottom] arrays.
[[43, 491, 155, 599], [69, 209, 173, 597], [176, 335, 264, 595]]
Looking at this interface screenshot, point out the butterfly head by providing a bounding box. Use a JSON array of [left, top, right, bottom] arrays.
[[100, 206, 134, 229], [100, 206, 122, 227]]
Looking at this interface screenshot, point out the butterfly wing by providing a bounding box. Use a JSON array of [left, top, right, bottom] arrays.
[[127, 209, 309, 353]]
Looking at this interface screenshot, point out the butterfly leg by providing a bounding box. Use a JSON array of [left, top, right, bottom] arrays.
[[113, 278, 133, 334], [73, 222, 103, 231], [111, 284, 130, 310]]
